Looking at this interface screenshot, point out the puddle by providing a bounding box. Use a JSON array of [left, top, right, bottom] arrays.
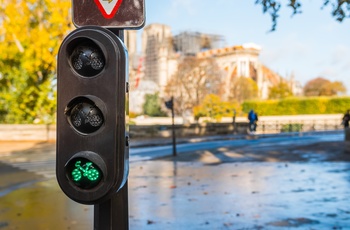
[[267, 217, 320, 227]]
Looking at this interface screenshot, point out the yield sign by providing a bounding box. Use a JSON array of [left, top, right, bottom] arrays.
[[73, 0, 144, 28], [94, 0, 123, 19]]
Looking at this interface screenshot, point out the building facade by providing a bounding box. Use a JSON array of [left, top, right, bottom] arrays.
[[127, 23, 302, 113]]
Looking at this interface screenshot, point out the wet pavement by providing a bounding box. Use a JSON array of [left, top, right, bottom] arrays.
[[129, 161, 350, 229], [0, 132, 350, 229]]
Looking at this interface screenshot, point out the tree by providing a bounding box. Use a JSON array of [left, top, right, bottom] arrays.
[[0, 0, 72, 123], [143, 93, 167, 117], [256, 0, 350, 31], [228, 77, 258, 103], [164, 56, 224, 116], [193, 94, 241, 122], [304, 77, 347, 96], [330, 81, 348, 95], [268, 81, 293, 99]]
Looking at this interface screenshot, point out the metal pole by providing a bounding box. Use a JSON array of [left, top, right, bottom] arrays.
[[232, 109, 236, 134], [93, 28, 129, 230], [94, 182, 129, 230], [262, 121, 265, 134], [171, 97, 177, 156]]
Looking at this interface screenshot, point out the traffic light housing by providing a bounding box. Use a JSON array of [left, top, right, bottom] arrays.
[[165, 98, 173, 110], [56, 26, 129, 205]]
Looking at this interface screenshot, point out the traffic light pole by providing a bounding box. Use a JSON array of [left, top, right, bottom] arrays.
[[170, 97, 177, 157], [94, 182, 129, 230], [93, 29, 129, 230]]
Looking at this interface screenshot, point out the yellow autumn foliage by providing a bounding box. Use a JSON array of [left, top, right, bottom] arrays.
[[0, 0, 72, 123], [1, 0, 72, 75]]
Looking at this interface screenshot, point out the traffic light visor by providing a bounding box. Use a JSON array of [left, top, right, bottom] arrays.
[[65, 96, 105, 134], [68, 39, 105, 77]]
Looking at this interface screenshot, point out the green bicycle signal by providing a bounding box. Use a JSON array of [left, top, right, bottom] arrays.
[[72, 161, 100, 181], [66, 158, 103, 189]]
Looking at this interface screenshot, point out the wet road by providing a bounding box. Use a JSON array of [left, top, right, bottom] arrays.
[[0, 131, 350, 229], [130, 131, 344, 161], [129, 161, 350, 229]]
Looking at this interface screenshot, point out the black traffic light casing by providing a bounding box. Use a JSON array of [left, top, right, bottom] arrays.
[[56, 26, 129, 205], [165, 98, 173, 110]]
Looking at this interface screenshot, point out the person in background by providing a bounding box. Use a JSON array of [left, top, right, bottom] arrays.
[[342, 110, 350, 128], [248, 109, 258, 133], [254, 112, 259, 132]]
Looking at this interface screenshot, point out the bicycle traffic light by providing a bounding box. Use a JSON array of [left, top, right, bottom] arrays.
[[56, 26, 129, 205]]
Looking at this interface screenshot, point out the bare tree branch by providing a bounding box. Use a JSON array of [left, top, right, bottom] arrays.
[[256, 0, 350, 31]]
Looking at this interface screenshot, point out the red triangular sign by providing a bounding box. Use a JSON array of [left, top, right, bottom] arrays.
[[94, 0, 123, 19]]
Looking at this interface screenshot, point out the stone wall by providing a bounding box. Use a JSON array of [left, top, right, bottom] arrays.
[[0, 124, 56, 141], [0, 114, 344, 141], [129, 122, 249, 139], [0, 123, 248, 141]]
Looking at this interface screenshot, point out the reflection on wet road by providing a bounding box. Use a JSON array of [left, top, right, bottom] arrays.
[[129, 161, 350, 229], [0, 180, 93, 230]]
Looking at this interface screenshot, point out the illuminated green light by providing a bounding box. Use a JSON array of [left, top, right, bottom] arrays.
[[66, 158, 103, 189]]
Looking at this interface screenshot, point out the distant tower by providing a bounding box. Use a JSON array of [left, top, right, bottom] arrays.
[[125, 30, 137, 56], [173, 31, 224, 56], [288, 71, 303, 96], [141, 24, 174, 90], [124, 30, 140, 91]]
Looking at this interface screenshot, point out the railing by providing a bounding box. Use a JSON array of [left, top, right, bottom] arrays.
[[0, 116, 344, 141], [257, 119, 342, 134], [130, 118, 343, 139]]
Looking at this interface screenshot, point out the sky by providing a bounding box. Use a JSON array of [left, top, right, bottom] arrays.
[[142, 0, 350, 94]]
